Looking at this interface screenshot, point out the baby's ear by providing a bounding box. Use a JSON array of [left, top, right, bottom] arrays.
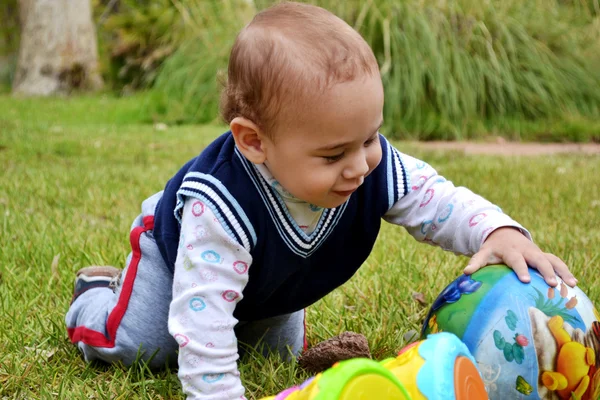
[[230, 117, 267, 164]]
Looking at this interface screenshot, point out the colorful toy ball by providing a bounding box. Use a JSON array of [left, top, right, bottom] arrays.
[[422, 264, 600, 400]]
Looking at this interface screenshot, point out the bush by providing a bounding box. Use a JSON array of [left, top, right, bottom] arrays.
[[95, 0, 186, 91], [146, 0, 254, 123], [0, 0, 19, 91], [145, 0, 600, 140], [363, 0, 600, 139]]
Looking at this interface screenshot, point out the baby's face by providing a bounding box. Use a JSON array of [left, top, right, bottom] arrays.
[[262, 74, 384, 208]]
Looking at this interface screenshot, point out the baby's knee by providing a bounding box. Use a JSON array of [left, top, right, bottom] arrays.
[[77, 333, 177, 369]]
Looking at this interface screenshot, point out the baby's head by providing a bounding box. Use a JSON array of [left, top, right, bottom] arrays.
[[224, 2, 384, 208], [221, 1, 380, 137]]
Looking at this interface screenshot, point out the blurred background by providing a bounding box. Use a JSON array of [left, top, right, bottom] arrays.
[[1, 0, 599, 141]]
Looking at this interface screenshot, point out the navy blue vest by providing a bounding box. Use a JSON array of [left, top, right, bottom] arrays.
[[153, 132, 408, 321]]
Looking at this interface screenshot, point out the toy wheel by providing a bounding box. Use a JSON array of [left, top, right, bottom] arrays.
[[414, 332, 488, 400], [453, 356, 488, 400], [318, 358, 411, 400], [338, 372, 411, 400]]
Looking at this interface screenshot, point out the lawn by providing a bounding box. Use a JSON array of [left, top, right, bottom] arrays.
[[0, 94, 599, 399]]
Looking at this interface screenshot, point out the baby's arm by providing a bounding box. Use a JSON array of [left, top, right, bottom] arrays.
[[383, 151, 575, 287], [168, 198, 252, 400]]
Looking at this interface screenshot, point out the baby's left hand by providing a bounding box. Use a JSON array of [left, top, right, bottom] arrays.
[[463, 227, 577, 288]]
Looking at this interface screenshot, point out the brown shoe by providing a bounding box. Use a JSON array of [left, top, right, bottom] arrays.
[[71, 266, 121, 303]]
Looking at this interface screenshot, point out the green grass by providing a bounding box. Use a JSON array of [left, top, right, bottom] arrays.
[[1, 94, 599, 398]]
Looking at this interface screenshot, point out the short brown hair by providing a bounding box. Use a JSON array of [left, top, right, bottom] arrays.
[[220, 1, 379, 136]]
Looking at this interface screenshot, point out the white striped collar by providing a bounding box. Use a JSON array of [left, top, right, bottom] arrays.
[[235, 148, 348, 258]]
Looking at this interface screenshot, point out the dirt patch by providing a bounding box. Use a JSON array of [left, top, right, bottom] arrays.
[[298, 331, 371, 373], [411, 140, 600, 156]]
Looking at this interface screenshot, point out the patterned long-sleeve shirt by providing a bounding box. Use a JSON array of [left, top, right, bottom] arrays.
[[168, 150, 529, 399]]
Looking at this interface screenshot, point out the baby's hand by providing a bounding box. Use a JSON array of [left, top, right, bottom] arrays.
[[463, 227, 577, 288]]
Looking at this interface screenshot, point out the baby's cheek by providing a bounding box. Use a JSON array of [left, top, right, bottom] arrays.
[[368, 145, 382, 170], [307, 178, 333, 197]]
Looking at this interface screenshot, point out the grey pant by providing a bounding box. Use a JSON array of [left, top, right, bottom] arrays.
[[65, 192, 305, 369]]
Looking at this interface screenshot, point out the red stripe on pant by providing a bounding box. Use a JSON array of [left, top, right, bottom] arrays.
[[67, 216, 154, 348]]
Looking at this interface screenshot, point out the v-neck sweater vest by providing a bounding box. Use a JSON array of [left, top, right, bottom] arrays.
[[153, 132, 408, 321]]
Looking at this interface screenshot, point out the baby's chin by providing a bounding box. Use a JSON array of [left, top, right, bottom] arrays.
[[291, 189, 352, 209], [309, 197, 348, 210]]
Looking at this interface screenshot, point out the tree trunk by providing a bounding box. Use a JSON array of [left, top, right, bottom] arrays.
[[12, 0, 103, 96]]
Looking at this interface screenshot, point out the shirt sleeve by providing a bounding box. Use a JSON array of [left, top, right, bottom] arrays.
[[168, 198, 252, 400], [383, 151, 532, 255]]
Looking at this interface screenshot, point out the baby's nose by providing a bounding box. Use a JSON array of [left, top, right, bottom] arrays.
[[343, 157, 369, 180]]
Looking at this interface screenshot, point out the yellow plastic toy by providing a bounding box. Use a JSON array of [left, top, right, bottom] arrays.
[[541, 315, 596, 400], [260, 332, 488, 400]]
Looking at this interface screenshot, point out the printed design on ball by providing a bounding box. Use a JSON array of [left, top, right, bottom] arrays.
[[431, 274, 482, 311], [174, 333, 190, 347], [189, 297, 207, 311], [221, 290, 240, 302], [233, 261, 248, 274], [420, 188, 434, 207], [191, 201, 205, 217], [539, 315, 596, 399], [492, 310, 527, 365], [528, 282, 598, 399], [202, 373, 224, 383], [201, 250, 221, 263], [468, 212, 487, 227], [531, 284, 579, 326], [437, 203, 453, 223], [515, 376, 533, 396], [427, 314, 440, 334]]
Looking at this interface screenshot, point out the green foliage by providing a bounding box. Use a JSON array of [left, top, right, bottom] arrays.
[[0, 0, 19, 91], [144, 0, 600, 140], [146, 0, 255, 123], [365, 0, 600, 139], [1, 94, 599, 398], [96, 0, 185, 91]]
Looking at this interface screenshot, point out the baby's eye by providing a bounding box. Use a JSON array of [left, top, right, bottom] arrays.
[[324, 153, 344, 162], [364, 134, 379, 146]]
